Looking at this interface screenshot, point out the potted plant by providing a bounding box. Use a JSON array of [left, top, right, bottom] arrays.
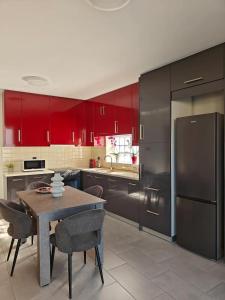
[[5, 162, 14, 172], [131, 148, 138, 164]]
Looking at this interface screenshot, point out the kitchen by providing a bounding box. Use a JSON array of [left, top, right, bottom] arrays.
[[1, 1, 225, 300]]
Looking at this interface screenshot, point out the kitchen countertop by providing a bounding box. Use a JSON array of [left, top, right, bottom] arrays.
[[4, 169, 54, 178], [81, 168, 139, 181]]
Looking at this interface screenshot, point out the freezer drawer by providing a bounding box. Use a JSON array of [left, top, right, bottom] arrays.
[[176, 197, 219, 259]]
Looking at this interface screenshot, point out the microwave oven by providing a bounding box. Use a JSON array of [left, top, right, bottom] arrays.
[[23, 159, 46, 171]]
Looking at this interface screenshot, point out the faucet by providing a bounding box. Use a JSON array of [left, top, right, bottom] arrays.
[[104, 155, 113, 171]]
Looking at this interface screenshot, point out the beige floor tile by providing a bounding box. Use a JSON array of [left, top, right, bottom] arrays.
[[162, 255, 223, 292], [109, 263, 164, 300], [0, 280, 16, 300], [118, 247, 169, 279], [103, 249, 126, 271], [207, 282, 225, 300], [154, 293, 175, 300], [152, 271, 212, 300]]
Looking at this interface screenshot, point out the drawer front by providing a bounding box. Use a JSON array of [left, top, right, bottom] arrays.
[[171, 45, 224, 91], [27, 174, 52, 185]]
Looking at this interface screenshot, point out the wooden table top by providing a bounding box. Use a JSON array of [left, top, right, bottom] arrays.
[[17, 186, 106, 217]]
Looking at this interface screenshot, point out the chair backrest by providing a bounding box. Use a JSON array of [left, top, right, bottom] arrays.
[[84, 185, 103, 198], [0, 199, 32, 239], [26, 181, 50, 190], [55, 209, 105, 253]]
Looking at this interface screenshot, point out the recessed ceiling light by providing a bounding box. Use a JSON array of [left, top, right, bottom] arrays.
[[86, 0, 130, 12], [22, 75, 48, 87]]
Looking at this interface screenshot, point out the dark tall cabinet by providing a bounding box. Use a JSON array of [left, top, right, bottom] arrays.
[[139, 66, 171, 236]]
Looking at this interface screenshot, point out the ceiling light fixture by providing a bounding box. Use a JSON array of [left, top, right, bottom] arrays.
[[86, 0, 130, 12], [22, 75, 48, 87]]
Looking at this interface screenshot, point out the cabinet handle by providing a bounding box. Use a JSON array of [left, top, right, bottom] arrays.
[[184, 77, 203, 84], [18, 129, 21, 144], [146, 210, 159, 216], [46, 130, 50, 144], [132, 127, 135, 142], [32, 176, 43, 180], [140, 124, 144, 140], [128, 183, 137, 186], [114, 121, 118, 134], [144, 187, 160, 192], [102, 106, 105, 115], [90, 132, 94, 143], [12, 178, 23, 182], [94, 176, 102, 180], [81, 129, 86, 145], [72, 131, 75, 143], [108, 178, 117, 182]]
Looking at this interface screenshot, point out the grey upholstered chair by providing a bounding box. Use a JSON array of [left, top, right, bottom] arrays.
[[50, 209, 105, 299], [26, 181, 50, 191], [84, 185, 103, 198], [0, 199, 37, 276]]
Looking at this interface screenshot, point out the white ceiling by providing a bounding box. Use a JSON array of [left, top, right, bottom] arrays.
[[0, 0, 225, 100]]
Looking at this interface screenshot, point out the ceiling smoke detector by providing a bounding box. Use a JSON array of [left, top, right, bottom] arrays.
[[22, 75, 48, 87], [86, 0, 130, 11]]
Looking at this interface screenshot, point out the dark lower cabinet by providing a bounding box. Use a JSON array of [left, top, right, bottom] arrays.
[[7, 176, 26, 202], [81, 171, 139, 223], [6, 173, 53, 201]]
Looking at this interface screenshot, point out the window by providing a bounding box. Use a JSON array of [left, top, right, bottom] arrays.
[[105, 134, 139, 164]]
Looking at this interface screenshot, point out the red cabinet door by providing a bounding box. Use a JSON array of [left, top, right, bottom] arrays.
[[21, 92, 50, 146], [113, 85, 133, 135], [85, 101, 95, 146], [50, 97, 77, 145], [4, 90, 22, 146], [92, 94, 115, 136], [74, 101, 87, 146]]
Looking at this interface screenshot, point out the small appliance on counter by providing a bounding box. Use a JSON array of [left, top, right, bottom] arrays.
[[89, 159, 96, 168], [96, 156, 101, 168], [23, 159, 45, 171]]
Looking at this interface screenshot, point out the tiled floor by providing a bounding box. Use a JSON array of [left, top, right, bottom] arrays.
[[1, 215, 225, 300]]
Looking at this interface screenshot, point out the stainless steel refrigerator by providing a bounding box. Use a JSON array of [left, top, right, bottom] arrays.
[[176, 113, 224, 259]]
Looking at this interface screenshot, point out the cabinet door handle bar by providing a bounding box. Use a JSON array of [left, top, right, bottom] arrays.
[[146, 210, 159, 216], [184, 77, 203, 84]]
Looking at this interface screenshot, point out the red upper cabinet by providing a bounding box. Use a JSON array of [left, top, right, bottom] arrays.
[[21, 92, 51, 146], [112, 86, 133, 135], [85, 101, 95, 146], [50, 97, 77, 145], [4, 90, 22, 146], [92, 94, 115, 136]]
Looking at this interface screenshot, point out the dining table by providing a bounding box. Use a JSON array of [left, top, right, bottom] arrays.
[[17, 186, 106, 287]]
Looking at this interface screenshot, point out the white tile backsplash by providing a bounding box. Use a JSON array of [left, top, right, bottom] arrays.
[[0, 145, 92, 198]]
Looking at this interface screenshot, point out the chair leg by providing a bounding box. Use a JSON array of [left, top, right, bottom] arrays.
[[7, 238, 15, 262], [50, 245, 55, 277], [84, 251, 86, 264], [95, 246, 104, 284], [31, 235, 34, 245], [68, 253, 73, 299], [10, 239, 21, 277]]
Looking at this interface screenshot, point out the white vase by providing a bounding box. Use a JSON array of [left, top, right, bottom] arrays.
[[51, 173, 65, 198]]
